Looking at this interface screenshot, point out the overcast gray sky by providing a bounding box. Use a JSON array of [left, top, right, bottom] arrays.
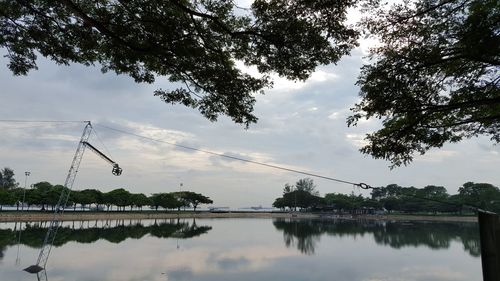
[[1, 27, 499, 208]]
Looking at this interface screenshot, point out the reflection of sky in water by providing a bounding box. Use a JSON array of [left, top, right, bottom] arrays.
[[0, 219, 481, 281]]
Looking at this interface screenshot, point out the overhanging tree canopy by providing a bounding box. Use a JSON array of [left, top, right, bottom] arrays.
[[0, 0, 358, 127], [349, 0, 500, 167], [2, 0, 498, 166]]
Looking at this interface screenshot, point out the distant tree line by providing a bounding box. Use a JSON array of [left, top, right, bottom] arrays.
[[367, 183, 500, 214], [273, 178, 500, 214], [0, 168, 213, 212]]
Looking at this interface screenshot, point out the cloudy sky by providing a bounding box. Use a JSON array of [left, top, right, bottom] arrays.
[[1, 10, 499, 208]]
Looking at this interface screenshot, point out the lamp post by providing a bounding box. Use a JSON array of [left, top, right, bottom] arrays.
[[21, 171, 30, 211]]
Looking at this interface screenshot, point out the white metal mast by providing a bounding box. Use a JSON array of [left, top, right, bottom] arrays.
[[25, 121, 121, 274]]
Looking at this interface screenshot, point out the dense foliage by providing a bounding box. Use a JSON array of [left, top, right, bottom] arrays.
[[350, 0, 500, 166], [1, 1, 498, 164], [1, 0, 497, 167], [0, 0, 357, 127]]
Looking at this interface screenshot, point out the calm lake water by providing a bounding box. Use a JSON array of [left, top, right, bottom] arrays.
[[0, 218, 481, 281]]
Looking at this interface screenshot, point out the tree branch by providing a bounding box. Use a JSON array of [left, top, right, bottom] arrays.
[[394, 0, 468, 23], [420, 96, 500, 113], [59, 0, 153, 53], [169, 0, 263, 38], [423, 114, 500, 129]]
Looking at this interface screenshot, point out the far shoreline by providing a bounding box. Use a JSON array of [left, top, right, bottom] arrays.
[[0, 211, 478, 223]]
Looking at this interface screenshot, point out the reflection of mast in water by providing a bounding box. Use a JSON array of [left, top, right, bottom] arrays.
[[17, 171, 31, 265], [15, 221, 22, 266], [176, 217, 180, 250], [12, 218, 213, 275], [36, 269, 48, 281]]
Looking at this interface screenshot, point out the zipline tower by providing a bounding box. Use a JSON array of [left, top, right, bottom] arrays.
[[24, 121, 121, 274]]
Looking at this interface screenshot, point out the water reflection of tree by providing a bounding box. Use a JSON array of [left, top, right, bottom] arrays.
[[273, 219, 480, 257], [273, 220, 322, 255], [0, 219, 212, 260], [0, 229, 14, 259]]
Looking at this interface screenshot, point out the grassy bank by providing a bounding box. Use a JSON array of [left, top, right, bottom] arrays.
[[350, 213, 477, 222], [0, 211, 478, 222]]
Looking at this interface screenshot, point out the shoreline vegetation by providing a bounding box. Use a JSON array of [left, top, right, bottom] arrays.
[[0, 211, 477, 223], [0, 170, 493, 225]]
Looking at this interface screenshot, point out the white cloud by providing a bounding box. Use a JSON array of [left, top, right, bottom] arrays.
[[162, 245, 298, 274], [365, 266, 467, 281], [38, 133, 80, 142], [328, 112, 342, 120], [416, 150, 458, 163], [126, 121, 195, 143], [345, 133, 369, 148], [309, 70, 339, 83], [272, 70, 339, 91]]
